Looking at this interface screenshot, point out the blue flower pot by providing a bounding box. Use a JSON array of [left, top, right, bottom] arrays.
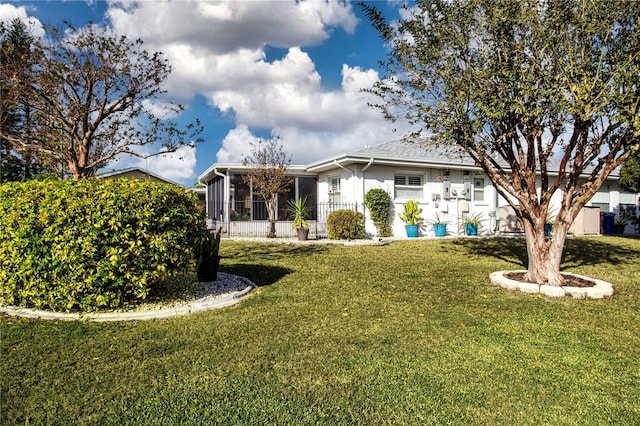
[[544, 223, 552, 237], [433, 223, 447, 237], [405, 224, 419, 238], [466, 223, 478, 236]]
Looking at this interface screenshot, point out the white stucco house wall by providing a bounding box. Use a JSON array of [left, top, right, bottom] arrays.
[[198, 139, 639, 238]]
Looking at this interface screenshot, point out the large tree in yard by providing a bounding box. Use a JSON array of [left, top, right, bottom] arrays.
[[243, 137, 293, 238], [0, 19, 55, 182], [0, 21, 202, 179], [362, 0, 640, 286]]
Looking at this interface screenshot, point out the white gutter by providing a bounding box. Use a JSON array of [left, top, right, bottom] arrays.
[[361, 158, 375, 211], [334, 159, 355, 175], [361, 158, 374, 172]]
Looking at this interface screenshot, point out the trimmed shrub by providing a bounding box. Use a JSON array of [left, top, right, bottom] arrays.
[[0, 178, 207, 312], [327, 209, 365, 240], [364, 188, 392, 237]]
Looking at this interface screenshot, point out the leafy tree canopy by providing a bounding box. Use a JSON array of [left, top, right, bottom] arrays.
[[363, 0, 640, 285], [619, 150, 640, 194]]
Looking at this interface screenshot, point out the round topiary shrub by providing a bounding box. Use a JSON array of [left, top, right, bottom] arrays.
[[327, 209, 365, 240], [0, 178, 207, 312]]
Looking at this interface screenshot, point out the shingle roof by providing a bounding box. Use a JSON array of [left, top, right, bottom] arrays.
[[350, 139, 474, 166]]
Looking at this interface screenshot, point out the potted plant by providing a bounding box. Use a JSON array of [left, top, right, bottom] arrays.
[[398, 200, 423, 237], [427, 212, 450, 237], [197, 226, 222, 282], [614, 214, 631, 235], [461, 212, 484, 236], [544, 210, 556, 237], [287, 197, 310, 240]]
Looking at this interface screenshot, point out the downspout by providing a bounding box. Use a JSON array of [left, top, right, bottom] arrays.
[[334, 159, 355, 208], [361, 158, 374, 205], [361, 158, 374, 232]]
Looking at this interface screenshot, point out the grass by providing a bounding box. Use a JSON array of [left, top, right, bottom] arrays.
[[2, 236, 640, 425]]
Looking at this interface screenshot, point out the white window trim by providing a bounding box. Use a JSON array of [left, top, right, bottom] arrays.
[[394, 172, 425, 200]]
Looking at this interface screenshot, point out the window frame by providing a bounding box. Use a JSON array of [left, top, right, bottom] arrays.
[[394, 173, 424, 200]]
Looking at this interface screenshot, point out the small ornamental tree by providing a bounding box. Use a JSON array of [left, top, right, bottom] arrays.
[[242, 137, 293, 238], [363, 0, 640, 286], [364, 188, 392, 237]]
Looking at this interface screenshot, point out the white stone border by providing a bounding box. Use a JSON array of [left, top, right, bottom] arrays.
[[0, 277, 256, 322], [489, 270, 614, 299]]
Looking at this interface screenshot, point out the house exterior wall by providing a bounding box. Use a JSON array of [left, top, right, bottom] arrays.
[[202, 157, 639, 238], [318, 164, 639, 237]]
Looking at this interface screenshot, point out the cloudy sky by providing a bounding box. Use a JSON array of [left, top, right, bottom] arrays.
[[1, 0, 411, 185]]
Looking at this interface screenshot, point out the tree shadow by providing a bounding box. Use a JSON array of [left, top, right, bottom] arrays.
[[220, 263, 293, 287], [561, 238, 640, 268], [453, 237, 528, 267], [223, 242, 330, 261], [454, 237, 640, 269]]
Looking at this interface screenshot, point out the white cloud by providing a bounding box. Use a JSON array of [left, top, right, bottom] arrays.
[[216, 125, 258, 163], [0, 3, 45, 38], [107, 0, 357, 53], [102, 1, 404, 166], [13, 0, 410, 181]]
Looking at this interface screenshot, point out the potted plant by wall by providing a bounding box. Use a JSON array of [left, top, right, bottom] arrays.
[[427, 212, 450, 237], [287, 197, 310, 240], [197, 226, 222, 282], [398, 200, 423, 237], [544, 210, 556, 237], [614, 214, 630, 235], [461, 212, 484, 236]]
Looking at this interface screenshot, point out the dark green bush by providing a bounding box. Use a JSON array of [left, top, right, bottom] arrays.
[[327, 209, 365, 240], [364, 188, 392, 237], [0, 178, 207, 312]]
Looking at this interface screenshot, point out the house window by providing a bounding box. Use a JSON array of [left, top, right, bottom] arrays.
[[329, 176, 341, 203], [394, 174, 423, 199], [473, 177, 485, 202]]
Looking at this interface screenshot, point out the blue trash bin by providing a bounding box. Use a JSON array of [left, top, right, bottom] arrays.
[[603, 212, 615, 235]]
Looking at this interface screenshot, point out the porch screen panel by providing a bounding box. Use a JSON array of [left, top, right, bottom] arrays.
[[277, 181, 296, 221], [231, 174, 251, 220], [207, 176, 225, 221], [298, 177, 318, 220]]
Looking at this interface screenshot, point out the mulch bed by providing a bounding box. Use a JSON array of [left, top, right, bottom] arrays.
[[505, 271, 596, 288]]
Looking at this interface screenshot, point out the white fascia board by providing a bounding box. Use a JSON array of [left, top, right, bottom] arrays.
[[198, 163, 312, 183]]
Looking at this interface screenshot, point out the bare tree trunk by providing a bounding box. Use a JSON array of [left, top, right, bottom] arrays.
[[266, 198, 277, 238], [522, 216, 567, 286]]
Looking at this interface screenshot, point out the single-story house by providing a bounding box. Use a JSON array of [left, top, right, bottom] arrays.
[[198, 139, 640, 238]]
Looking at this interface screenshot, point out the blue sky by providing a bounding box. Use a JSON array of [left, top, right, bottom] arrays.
[[1, 1, 410, 186]]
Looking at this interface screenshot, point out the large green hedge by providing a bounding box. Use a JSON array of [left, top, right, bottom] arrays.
[[0, 178, 207, 312]]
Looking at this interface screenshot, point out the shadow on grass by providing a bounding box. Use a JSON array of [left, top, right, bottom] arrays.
[[223, 242, 330, 262], [220, 263, 293, 287], [454, 236, 640, 269]]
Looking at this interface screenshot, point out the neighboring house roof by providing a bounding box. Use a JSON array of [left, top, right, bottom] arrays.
[[95, 167, 183, 187]]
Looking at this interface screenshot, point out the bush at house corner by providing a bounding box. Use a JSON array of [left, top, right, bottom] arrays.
[[0, 179, 206, 312]]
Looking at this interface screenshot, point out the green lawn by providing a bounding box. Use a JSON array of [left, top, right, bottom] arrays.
[[2, 237, 640, 425]]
